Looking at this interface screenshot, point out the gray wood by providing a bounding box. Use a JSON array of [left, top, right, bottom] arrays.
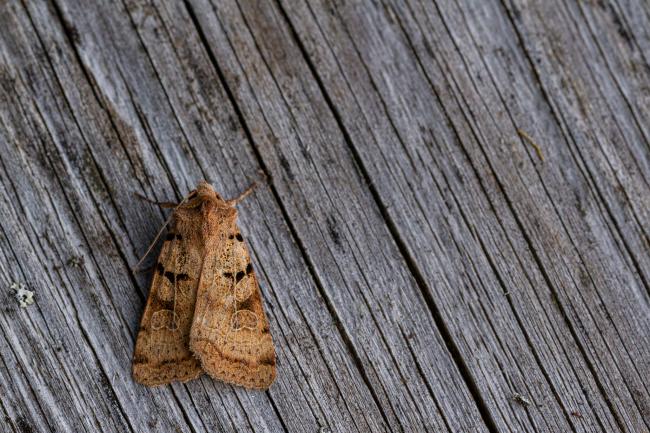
[[1, 0, 393, 431], [0, 0, 648, 432], [255, 0, 650, 432]]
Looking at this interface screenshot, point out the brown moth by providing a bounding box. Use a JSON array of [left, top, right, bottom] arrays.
[[132, 181, 276, 389]]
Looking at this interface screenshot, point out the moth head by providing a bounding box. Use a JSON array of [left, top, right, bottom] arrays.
[[193, 180, 218, 198], [184, 181, 223, 204], [183, 181, 236, 218]]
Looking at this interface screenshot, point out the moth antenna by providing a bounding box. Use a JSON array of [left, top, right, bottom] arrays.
[[132, 193, 190, 273], [227, 171, 268, 206], [227, 182, 256, 206]]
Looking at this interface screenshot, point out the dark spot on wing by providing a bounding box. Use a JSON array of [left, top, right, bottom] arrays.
[[223, 272, 233, 279], [238, 297, 253, 310], [259, 353, 276, 366], [228, 234, 234, 240], [162, 271, 190, 283], [235, 233, 243, 242], [246, 263, 253, 274], [159, 358, 191, 366], [133, 354, 149, 364], [156, 299, 174, 311], [236, 271, 245, 282], [156, 263, 164, 275]]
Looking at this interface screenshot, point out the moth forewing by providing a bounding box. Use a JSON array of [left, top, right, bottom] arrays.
[[132, 216, 203, 386], [188, 190, 276, 389]]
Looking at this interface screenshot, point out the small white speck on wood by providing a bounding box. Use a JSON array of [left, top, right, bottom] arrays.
[[10, 282, 35, 308]]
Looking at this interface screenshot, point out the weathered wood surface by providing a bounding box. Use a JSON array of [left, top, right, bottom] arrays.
[[0, 0, 648, 432]]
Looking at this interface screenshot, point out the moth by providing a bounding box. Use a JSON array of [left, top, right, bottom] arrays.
[[132, 181, 276, 389]]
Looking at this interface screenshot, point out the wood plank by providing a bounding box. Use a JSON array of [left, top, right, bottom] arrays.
[[1, 0, 647, 431], [180, 0, 493, 432], [0, 2, 204, 432], [573, 0, 650, 145], [201, 0, 650, 431], [1, 0, 394, 431], [190, 1, 580, 429], [502, 0, 650, 281]]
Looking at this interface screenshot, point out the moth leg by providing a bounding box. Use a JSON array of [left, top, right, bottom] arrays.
[[134, 264, 155, 274], [134, 192, 178, 208]]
